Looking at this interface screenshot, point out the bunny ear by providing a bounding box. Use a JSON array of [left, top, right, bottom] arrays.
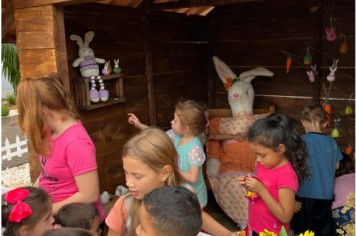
[[306, 71, 311, 76], [212, 56, 236, 84], [84, 31, 95, 46], [114, 59, 117, 64], [239, 67, 274, 83], [70, 35, 83, 47]]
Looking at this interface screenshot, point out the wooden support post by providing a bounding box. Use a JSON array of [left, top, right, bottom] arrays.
[[142, 19, 157, 126]]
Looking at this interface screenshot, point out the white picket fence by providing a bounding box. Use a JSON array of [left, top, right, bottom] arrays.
[[1, 135, 28, 161]]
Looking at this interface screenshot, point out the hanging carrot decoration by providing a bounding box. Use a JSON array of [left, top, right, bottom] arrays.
[[346, 143, 352, 155], [286, 53, 293, 73], [340, 34, 348, 53], [324, 99, 332, 127]]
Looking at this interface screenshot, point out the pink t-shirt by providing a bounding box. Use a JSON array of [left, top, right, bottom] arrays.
[[249, 162, 298, 234], [332, 173, 355, 209], [38, 120, 106, 222]]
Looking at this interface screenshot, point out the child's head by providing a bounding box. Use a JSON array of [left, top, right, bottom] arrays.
[[2, 186, 54, 236], [336, 152, 355, 178], [17, 73, 78, 156], [43, 228, 94, 236], [55, 203, 101, 236], [136, 186, 202, 236], [173, 101, 207, 136], [122, 128, 181, 236], [248, 113, 310, 183], [301, 104, 328, 127]]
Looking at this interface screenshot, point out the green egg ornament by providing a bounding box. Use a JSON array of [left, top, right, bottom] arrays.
[[345, 105, 353, 115], [304, 54, 312, 65], [331, 129, 339, 138]]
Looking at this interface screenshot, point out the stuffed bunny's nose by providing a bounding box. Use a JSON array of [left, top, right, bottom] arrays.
[[233, 93, 239, 99]]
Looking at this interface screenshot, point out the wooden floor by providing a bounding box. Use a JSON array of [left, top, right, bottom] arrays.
[[1, 115, 29, 170]]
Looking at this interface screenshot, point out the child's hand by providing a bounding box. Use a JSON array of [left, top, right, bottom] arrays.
[[294, 201, 302, 212], [244, 176, 264, 194], [237, 176, 247, 189], [128, 113, 143, 129], [233, 134, 245, 141], [227, 231, 242, 236]]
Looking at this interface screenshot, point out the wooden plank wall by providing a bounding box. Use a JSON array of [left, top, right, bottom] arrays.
[[210, 0, 355, 151], [148, 14, 209, 128], [63, 4, 209, 193]]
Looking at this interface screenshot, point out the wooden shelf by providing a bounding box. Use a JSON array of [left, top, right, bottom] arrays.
[[73, 73, 125, 110]]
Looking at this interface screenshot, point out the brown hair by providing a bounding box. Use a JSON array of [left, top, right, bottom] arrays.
[[175, 101, 207, 136], [301, 104, 328, 126], [336, 152, 355, 178], [43, 228, 94, 236], [122, 128, 181, 236], [2, 186, 52, 236], [55, 203, 98, 230], [17, 73, 78, 157]]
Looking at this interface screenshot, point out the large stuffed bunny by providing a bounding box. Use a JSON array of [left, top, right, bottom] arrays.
[[71, 31, 108, 103], [206, 56, 273, 226]]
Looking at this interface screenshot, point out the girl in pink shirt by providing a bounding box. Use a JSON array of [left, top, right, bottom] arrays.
[[238, 113, 310, 235], [17, 73, 106, 224]]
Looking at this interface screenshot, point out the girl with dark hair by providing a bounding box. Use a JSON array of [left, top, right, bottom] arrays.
[[2, 186, 54, 236], [238, 113, 309, 235], [332, 152, 355, 235]]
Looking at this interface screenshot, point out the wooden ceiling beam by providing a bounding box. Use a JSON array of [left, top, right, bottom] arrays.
[[13, 0, 104, 9], [148, 0, 265, 11], [2, 0, 14, 40]]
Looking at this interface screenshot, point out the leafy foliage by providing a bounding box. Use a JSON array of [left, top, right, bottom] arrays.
[[2, 105, 9, 117], [6, 94, 17, 106], [1, 43, 21, 95]]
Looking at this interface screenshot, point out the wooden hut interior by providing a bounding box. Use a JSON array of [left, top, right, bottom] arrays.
[[2, 0, 355, 215]]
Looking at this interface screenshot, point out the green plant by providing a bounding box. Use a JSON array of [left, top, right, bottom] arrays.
[[2, 105, 9, 117], [6, 94, 17, 106], [1, 43, 21, 95]]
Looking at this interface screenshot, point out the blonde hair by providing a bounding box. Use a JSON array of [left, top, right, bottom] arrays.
[[17, 73, 78, 157], [122, 128, 181, 236], [301, 104, 328, 126], [175, 101, 207, 136]]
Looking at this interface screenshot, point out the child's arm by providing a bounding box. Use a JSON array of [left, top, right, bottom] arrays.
[[107, 229, 124, 236], [202, 211, 239, 236], [209, 133, 245, 141], [128, 113, 149, 130], [179, 166, 200, 184], [52, 170, 100, 215], [244, 177, 295, 223]]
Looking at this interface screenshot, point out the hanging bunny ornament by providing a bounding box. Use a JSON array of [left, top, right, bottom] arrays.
[[306, 64, 318, 82], [327, 59, 338, 82], [70, 31, 109, 103], [326, 18, 337, 42], [102, 61, 111, 75]]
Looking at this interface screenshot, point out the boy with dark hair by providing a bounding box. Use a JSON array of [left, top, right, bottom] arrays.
[[136, 186, 202, 236], [55, 203, 101, 236], [291, 104, 343, 236]]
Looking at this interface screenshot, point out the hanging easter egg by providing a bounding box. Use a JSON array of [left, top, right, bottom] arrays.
[[346, 143, 352, 155], [331, 128, 339, 138], [345, 105, 353, 115], [340, 41, 348, 53], [304, 54, 312, 65]]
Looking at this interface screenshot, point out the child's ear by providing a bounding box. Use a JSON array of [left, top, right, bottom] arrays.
[[277, 144, 286, 154], [18, 225, 29, 236], [160, 165, 172, 182], [301, 119, 307, 127]]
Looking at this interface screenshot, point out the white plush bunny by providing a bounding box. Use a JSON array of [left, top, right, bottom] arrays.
[[70, 31, 108, 103], [327, 59, 338, 82], [212, 56, 274, 135], [102, 61, 111, 75], [113, 59, 121, 74]]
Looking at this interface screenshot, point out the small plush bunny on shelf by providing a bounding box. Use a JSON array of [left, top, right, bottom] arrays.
[[70, 31, 109, 103], [102, 61, 111, 75], [113, 59, 121, 74]]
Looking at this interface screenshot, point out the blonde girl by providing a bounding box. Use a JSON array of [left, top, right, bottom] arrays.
[[2, 187, 54, 236], [16, 73, 106, 224], [106, 128, 238, 236], [128, 101, 208, 207]]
